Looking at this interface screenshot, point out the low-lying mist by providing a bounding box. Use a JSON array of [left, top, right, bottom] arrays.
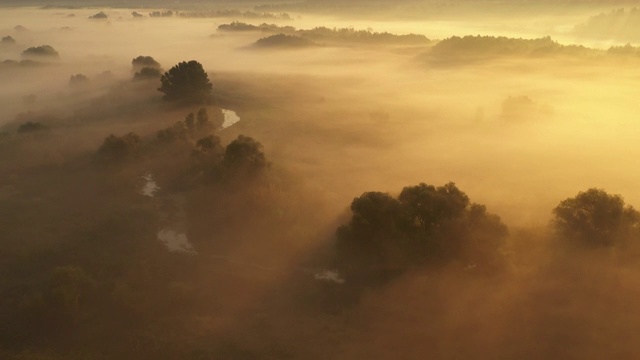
[[2, 3, 640, 359]]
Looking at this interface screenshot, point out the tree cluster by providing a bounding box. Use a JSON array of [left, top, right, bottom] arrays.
[[553, 188, 640, 248], [254, 34, 315, 48], [336, 184, 640, 285], [606, 43, 640, 57], [93, 108, 266, 184], [95, 132, 141, 163], [132, 55, 161, 71], [88, 11, 107, 19], [500, 95, 553, 121], [149, 10, 173, 17], [21, 45, 59, 59], [156, 108, 223, 143], [336, 182, 508, 282], [222, 134, 268, 177], [217, 21, 267, 32], [132, 55, 163, 81], [157, 110, 265, 182], [1, 36, 16, 45], [428, 35, 593, 63], [17, 121, 48, 134], [179, 9, 291, 20], [68, 74, 89, 88], [219, 22, 430, 45]]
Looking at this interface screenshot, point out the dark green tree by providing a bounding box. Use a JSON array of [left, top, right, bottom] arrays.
[[158, 60, 212, 104]]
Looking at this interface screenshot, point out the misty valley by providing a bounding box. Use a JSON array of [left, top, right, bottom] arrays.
[[3, 1, 640, 359]]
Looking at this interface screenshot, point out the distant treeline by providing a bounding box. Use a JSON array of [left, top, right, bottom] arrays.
[[425, 35, 640, 64], [606, 43, 640, 56], [254, 34, 316, 48], [149, 10, 173, 17], [178, 9, 291, 20], [0, 59, 46, 68], [574, 7, 640, 42], [218, 22, 431, 45], [145, 9, 291, 19], [430, 35, 593, 59]]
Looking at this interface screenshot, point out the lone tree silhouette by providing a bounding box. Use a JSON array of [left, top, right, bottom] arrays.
[[158, 60, 212, 104]]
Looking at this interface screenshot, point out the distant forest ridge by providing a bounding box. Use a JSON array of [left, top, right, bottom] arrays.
[[218, 23, 640, 59], [431, 35, 594, 57], [426, 35, 640, 63], [574, 7, 640, 42], [218, 22, 431, 44]]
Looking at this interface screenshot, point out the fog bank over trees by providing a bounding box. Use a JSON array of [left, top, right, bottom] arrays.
[[3, 2, 640, 359]]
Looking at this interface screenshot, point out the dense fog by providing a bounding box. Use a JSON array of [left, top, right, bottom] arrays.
[[2, 1, 640, 359]]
